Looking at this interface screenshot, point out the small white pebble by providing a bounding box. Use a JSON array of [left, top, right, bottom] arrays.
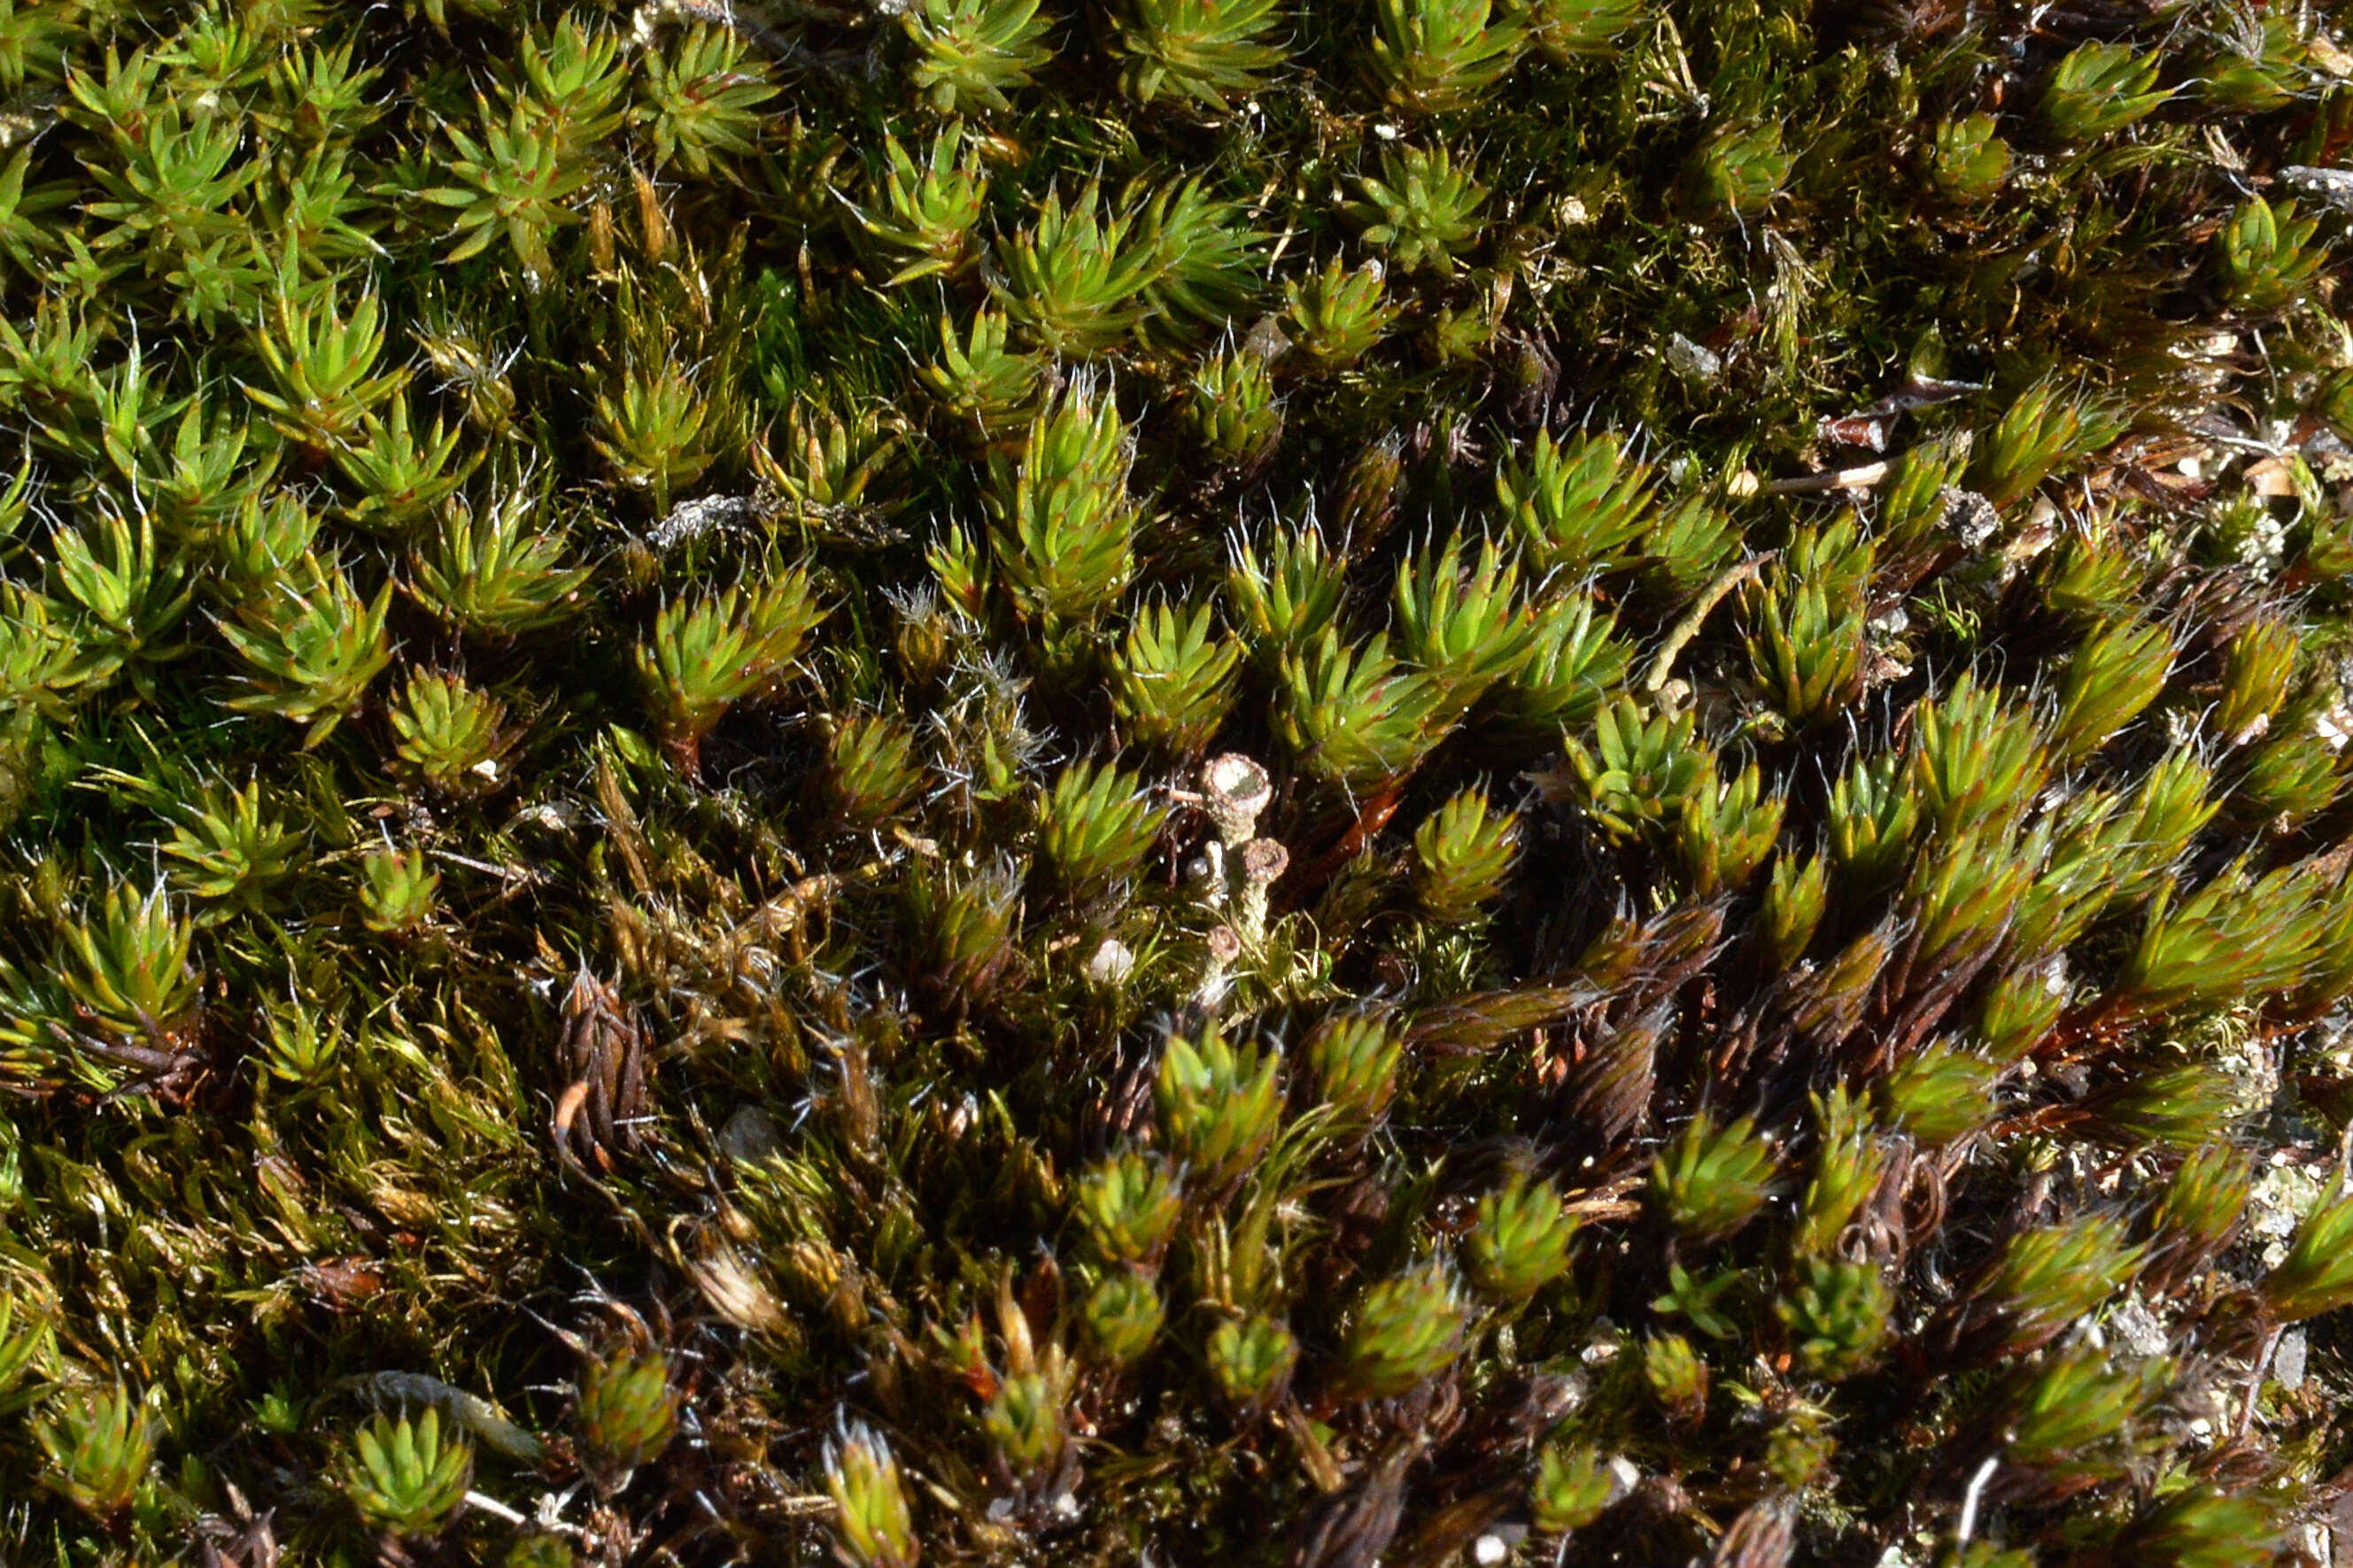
[[2276, 1328, 2309, 1392], [1474, 1533, 1508, 1565], [1085, 938, 1136, 986], [1664, 333, 1723, 383], [2314, 703, 2353, 752]]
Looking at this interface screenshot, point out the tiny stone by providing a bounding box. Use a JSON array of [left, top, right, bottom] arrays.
[[2314, 702, 2353, 753], [2275, 1327, 2309, 1392], [719, 1105, 783, 1164], [1936, 487, 2001, 549], [1241, 314, 1292, 366], [2109, 1295, 2170, 1358], [1664, 333, 1722, 383], [1482, 1523, 1529, 1557], [1085, 938, 1136, 986]]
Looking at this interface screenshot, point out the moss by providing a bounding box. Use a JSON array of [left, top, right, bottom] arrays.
[[1, 0, 2351, 1563]]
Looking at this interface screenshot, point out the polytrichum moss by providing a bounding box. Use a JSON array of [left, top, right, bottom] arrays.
[[4, 0, 2353, 1565]]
